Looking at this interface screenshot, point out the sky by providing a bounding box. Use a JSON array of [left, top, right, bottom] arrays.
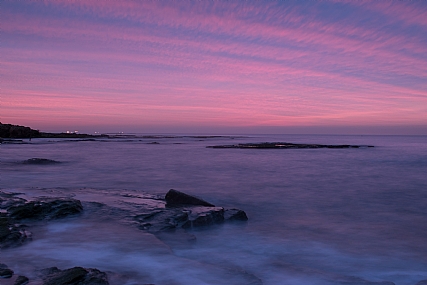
[[1, 0, 427, 135]]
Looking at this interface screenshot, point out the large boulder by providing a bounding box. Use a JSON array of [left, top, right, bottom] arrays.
[[165, 189, 215, 207]]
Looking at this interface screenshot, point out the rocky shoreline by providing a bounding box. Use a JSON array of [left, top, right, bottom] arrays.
[[0, 189, 248, 285], [0, 122, 107, 140]]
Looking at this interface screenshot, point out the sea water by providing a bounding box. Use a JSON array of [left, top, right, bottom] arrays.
[[0, 134, 426, 285]]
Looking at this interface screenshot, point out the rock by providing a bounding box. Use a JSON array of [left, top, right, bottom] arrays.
[[133, 190, 248, 233], [8, 198, 83, 220], [22, 158, 60, 165], [0, 265, 14, 278], [165, 189, 215, 207], [0, 192, 27, 211], [14, 275, 29, 285], [0, 122, 40, 139], [0, 213, 31, 249], [42, 266, 108, 285], [224, 208, 248, 221], [183, 207, 224, 228], [207, 142, 374, 149], [415, 281, 427, 285]]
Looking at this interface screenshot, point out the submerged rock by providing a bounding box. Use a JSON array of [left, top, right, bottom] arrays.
[[41, 266, 109, 285], [22, 158, 60, 165], [165, 189, 215, 207], [207, 142, 374, 149], [415, 281, 427, 285]]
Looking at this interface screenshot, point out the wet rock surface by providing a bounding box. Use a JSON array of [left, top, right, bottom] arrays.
[[14, 275, 29, 285], [0, 191, 83, 249], [7, 198, 83, 221], [41, 266, 109, 285], [0, 264, 14, 278], [0, 213, 31, 249], [207, 142, 374, 149], [134, 189, 247, 233]]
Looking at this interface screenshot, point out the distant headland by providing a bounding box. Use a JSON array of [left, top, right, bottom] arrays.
[[0, 122, 106, 139]]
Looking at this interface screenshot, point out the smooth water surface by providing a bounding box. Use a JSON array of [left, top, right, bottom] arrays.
[[1, 134, 426, 284]]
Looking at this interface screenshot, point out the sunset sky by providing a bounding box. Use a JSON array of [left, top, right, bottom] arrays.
[[2, 0, 427, 134]]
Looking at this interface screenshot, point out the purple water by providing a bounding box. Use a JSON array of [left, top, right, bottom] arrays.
[[1, 134, 426, 284]]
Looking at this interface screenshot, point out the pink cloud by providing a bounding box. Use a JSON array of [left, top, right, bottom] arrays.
[[2, 1, 426, 133]]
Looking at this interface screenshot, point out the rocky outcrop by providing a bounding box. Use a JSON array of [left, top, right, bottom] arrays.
[[0, 122, 107, 139], [0, 123, 40, 139], [0, 191, 83, 249], [135, 189, 248, 233], [0, 213, 31, 249], [207, 142, 374, 149], [7, 198, 83, 221], [41, 267, 108, 285]]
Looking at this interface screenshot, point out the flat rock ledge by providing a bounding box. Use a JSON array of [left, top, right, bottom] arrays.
[[0, 189, 247, 248], [0, 189, 248, 285], [0, 191, 83, 249], [207, 142, 374, 149]]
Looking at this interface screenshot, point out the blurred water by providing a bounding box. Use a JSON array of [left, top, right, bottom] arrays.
[[1, 134, 426, 284]]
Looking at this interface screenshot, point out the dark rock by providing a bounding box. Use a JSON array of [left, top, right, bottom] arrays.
[[8, 198, 83, 220], [0, 192, 27, 210], [0, 122, 40, 139], [415, 281, 427, 285], [0, 213, 31, 249], [207, 142, 374, 149], [224, 208, 248, 221], [22, 158, 60, 165], [0, 122, 108, 139], [132, 190, 248, 233], [165, 189, 215, 207], [0, 267, 14, 278], [42, 266, 108, 285], [183, 207, 225, 228], [14, 275, 29, 285]]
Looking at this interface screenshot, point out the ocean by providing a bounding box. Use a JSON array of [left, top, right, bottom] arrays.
[[1, 134, 426, 285]]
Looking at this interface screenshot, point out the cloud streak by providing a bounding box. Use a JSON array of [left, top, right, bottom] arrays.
[[1, 0, 426, 134]]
